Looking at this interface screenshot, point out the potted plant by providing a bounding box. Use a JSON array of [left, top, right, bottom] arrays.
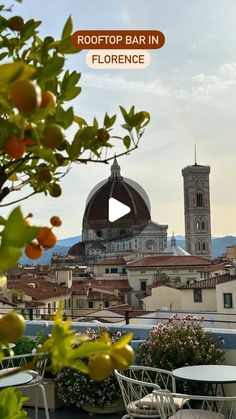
[[55, 328, 125, 414], [137, 314, 224, 370], [136, 314, 224, 393]]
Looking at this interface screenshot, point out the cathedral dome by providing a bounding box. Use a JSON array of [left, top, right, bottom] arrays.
[[83, 158, 151, 223], [163, 233, 190, 256]]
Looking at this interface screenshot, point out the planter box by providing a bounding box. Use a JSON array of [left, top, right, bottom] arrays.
[[82, 399, 125, 414], [21, 378, 64, 411]]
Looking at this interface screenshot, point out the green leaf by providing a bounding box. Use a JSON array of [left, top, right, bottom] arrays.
[[0, 52, 8, 61], [0, 216, 6, 225], [123, 135, 131, 149], [0, 62, 23, 87], [0, 244, 22, 273], [121, 123, 131, 131], [58, 36, 79, 54], [0, 388, 28, 418], [70, 137, 82, 160], [74, 115, 87, 128], [54, 106, 74, 129], [119, 106, 129, 123], [75, 341, 110, 358], [128, 105, 135, 119], [62, 16, 73, 40], [141, 111, 151, 127], [60, 70, 81, 100], [1, 207, 39, 248], [104, 113, 116, 129], [37, 56, 64, 80], [18, 63, 36, 80], [69, 359, 89, 374], [61, 70, 81, 90], [77, 126, 97, 143], [61, 86, 81, 101], [130, 111, 146, 128], [19, 19, 41, 45], [28, 147, 57, 165], [93, 117, 98, 129], [112, 332, 133, 349], [24, 225, 40, 244], [1, 207, 25, 247]]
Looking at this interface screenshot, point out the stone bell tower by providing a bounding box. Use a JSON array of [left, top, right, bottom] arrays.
[[182, 162, 212, 258]]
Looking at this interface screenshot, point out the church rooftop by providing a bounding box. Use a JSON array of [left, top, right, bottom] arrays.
[[127, 255, 213, 268]]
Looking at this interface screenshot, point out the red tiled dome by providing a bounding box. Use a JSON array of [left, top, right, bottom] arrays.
[[68, 242, 85, 256], [83, 159, 150, 224]]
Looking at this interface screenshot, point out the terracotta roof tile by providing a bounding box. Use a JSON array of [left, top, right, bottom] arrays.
[[72, 278, 131, 295], [127, 255, 213, 268], [68, 242, 85, 256], [197, 263, 228, 273], [179, 274, 236, 289], [94, 257, 127, 266], [7, 278, 71, 300], [91, 278, 131, 290]]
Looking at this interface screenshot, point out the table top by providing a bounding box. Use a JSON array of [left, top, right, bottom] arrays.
[[0, 372, 33, 388], [172, 365, 236, 384]]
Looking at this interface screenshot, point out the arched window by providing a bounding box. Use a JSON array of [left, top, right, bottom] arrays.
[[196, 221, 200, 230], [202, 241, 206, 252], [202, 221, 205, 230], [197, 241, 201, 252], [196, 192, 203, 207]]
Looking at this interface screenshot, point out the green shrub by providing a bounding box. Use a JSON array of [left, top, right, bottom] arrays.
[[136, 314, 224, 370], [14, 336, 35, 355]]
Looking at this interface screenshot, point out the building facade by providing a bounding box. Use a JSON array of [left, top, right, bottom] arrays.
[[126, 255, 213, 307]]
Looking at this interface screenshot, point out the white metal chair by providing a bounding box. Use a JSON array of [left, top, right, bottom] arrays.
[[0, 353, 50, 419], [115, 365, 185, 419], [152, 389, 236, 419]]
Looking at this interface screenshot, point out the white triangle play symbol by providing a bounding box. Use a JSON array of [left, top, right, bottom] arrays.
[[108, 197, 131, 222]]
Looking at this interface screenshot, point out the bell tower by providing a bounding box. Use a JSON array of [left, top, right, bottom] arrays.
[[182, 163, 212, 258]]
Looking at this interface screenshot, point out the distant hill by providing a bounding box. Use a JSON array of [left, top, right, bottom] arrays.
[[211, 236, 236, 257], [20, 236, 81, 265], [173, 236, 236, 258], [56, 236, 82, 247], [19, 234, 236, 265]]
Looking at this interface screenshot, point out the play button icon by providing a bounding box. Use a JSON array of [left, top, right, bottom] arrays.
[[108, 197, 131, 222]]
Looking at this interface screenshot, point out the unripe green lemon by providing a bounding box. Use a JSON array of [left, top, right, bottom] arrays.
[[88, 354, 113, 381], [0, 312, 25, 342], [41, 124, 65, 149]]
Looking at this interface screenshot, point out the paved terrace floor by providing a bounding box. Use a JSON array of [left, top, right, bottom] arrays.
[[26, 406, 124, 418]]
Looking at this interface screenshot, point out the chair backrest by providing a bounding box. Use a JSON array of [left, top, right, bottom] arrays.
[[0, 353, 48, 378], [118, 365, 176, 391], [115, 366, 176, 418], [153, 389, 236, 419]]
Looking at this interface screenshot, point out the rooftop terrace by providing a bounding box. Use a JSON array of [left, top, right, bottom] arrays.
[[20, 315, 236, 417]]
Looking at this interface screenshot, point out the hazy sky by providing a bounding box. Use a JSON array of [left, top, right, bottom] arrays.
[[2, 0, 236, 238]]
